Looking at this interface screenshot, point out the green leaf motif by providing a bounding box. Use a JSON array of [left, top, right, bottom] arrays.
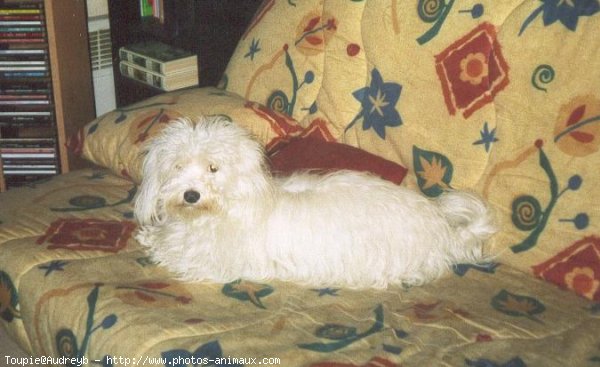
[[491, 289, 545, 323], [413, 146, 454, 197]]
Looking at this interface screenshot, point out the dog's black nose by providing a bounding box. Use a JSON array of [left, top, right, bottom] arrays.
[[183, 190, 201, 204]]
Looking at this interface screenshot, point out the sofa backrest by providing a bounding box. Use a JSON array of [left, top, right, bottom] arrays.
[[224, 0, 600, 301], [223, 0, 597, 186]]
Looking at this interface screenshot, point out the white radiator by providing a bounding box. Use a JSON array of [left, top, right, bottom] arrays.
[[87, 0, 115, 117]]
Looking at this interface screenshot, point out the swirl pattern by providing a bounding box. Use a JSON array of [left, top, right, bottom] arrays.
[[531, 64, 555, 92], [267, 90, 290, 115], [511, 195, 542, 231], [418, 0, 446, 23], [55, 329, 79, 360]]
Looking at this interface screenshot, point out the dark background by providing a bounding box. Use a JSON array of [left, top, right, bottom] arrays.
[[108, 0, 262, 107]]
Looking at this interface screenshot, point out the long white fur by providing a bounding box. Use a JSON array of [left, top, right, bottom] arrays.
[[134, 116, 496, 289]]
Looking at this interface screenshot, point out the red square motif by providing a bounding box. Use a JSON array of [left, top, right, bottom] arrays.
[[533, 236, 600, 302], [37, 218, 136, 253], [435, 23, 509, 119]]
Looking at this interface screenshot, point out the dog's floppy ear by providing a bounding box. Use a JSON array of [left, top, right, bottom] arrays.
[[134, 138, 165, 226], [134, 118, 195, 225]]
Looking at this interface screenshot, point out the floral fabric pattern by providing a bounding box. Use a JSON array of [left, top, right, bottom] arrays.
[[0, 169, 598, 365], [2, 0, 600, 365]]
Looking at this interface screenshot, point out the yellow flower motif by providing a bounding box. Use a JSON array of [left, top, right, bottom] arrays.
[[368, 89, 390, 117], [417, 156, 450, 190], [459, 52, 489, 86], [565, 267, 599, 299]]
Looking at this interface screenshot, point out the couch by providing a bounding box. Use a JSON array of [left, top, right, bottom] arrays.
[[2, 0, 600, 365]]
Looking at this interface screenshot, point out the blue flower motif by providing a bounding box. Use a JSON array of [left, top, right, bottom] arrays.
[[39, 260, 68, 276], [244, 38, 261, 61], [519, 0, 600, 35], [473, 122, 498, 152], [346, 68, 402, 139], [311, 288, 340, 297]]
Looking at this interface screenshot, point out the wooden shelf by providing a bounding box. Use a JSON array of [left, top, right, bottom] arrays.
[[44, 0, 95, 172]]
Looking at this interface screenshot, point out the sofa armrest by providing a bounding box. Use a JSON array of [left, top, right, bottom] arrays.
[[72, 87, 303, 183]]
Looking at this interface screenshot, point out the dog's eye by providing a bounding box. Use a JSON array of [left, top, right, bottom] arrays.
[[208, 164, 219, 173], [175, 164, 182, 171]]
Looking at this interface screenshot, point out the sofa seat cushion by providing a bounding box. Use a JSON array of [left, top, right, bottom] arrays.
[[1, 169, 599, 366]]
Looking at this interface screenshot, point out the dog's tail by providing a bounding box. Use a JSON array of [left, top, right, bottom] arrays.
[[436, 190, 497, 260]]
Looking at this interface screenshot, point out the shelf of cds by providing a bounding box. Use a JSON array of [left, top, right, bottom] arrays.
[[0, 0, 95, 191], [0, 0, 54, 190]]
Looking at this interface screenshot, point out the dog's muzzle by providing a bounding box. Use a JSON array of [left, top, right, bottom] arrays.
[[183, 190, 201, 204]]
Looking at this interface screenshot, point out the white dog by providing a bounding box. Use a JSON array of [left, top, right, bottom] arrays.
[[134, 117, 496, 289]]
